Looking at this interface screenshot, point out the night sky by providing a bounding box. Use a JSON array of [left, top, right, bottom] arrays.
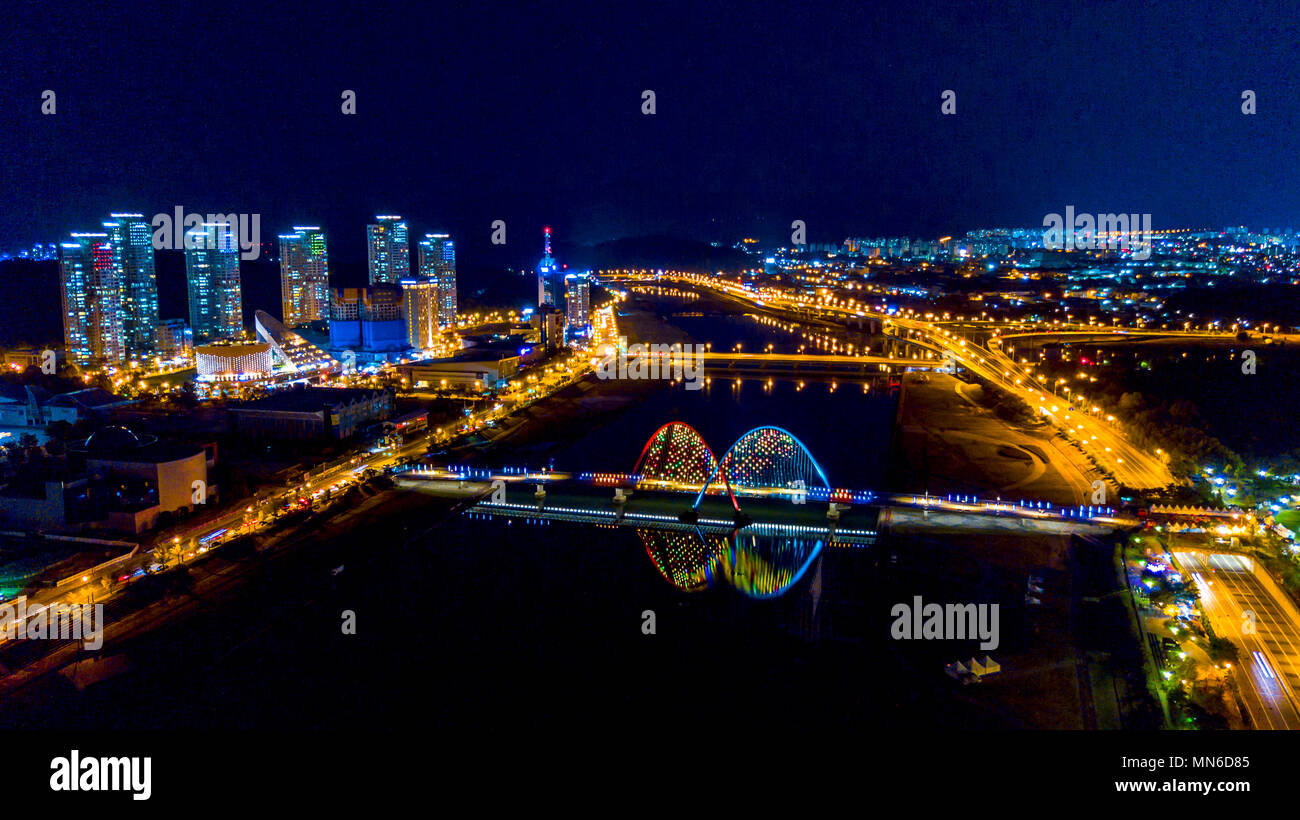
[[3, 0, 1299, 266]]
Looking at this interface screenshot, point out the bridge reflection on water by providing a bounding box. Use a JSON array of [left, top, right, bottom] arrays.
[[638, 526, 829, 598], [461, 507, 843, 600]]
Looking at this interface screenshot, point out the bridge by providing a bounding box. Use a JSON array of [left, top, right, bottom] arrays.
[[615, 348, 947, 382], [397, 421, 1129, 543], [694, 351, 941, 381], [992, 328, 1261, 345]]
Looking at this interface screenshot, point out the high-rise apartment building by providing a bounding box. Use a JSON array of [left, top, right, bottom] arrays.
[[155, 318, 194, 361], [279, 227, 330, 327], [367, 215, 410, 284], [105, 214, 159, 356], [418, 233, 457, 326], [565, 272, 591, 331], [185, 223, 244, 343], [400, 278, 439, 350], [59, 233, 125, 365]]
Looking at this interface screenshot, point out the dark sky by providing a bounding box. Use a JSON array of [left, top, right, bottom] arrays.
[[3, 0, 1299, 266]]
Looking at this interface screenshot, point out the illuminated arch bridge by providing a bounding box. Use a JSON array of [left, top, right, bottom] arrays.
[[617, 422, 869, 511]]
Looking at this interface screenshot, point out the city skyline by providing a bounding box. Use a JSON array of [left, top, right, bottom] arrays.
[[2, 0, 1296, 800], [37, 208, 1300, 363]]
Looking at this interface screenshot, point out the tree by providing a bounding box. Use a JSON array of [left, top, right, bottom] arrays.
[[1207, 636, 1238, 664], [175, 382, 199, 409]]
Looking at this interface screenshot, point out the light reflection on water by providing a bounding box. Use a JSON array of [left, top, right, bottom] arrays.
[[638, 526, 823, 599]]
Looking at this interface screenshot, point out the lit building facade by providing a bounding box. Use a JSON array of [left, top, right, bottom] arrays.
[[106, 214, 159, 356], [59, 233, 125, 366], [401, 278, 439, 350], [537, 225, 563, 308], [418, 233, 457, 325], [367, 215, 410, 284], [185, 223, 244, 343], [279, 227, 330, 327], [253, 309, 333, 372], [155, 319, 193, 361], [565, 272, 591, 331], [195, 343, 274, 380]]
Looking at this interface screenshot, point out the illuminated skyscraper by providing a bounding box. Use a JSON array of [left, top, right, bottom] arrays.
[[400, 278, 439, 350], [537, 226, 563, 308], [418, 233, 457, 326], [185, 223, 244, 343], [279, 227, 330, 327], [565, 272, 591, 331], [59, 233, 125, 365], [105, 214, 159, 356], [367, 215, 410, 284]]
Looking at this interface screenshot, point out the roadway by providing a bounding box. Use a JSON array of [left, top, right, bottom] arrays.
[[1174, 551, 1300, 730]]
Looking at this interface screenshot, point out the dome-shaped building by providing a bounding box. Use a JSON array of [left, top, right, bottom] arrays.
[[68, 425, 212, 533]]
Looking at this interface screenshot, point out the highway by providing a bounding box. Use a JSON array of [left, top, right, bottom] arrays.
[[1175, 551, 1300, 730]]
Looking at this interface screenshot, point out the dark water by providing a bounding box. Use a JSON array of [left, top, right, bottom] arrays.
[[2, 509, 1013, 731], [553, 379, 895, 491]]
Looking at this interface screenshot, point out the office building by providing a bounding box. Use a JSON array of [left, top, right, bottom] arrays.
[[531, 304, 565, 351], [396, 350, 522, 391], [230, 385, 394, 439]]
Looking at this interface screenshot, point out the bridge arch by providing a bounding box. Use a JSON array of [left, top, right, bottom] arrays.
[[633, 422, 737, 508], [693, 425, 830, 509]]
